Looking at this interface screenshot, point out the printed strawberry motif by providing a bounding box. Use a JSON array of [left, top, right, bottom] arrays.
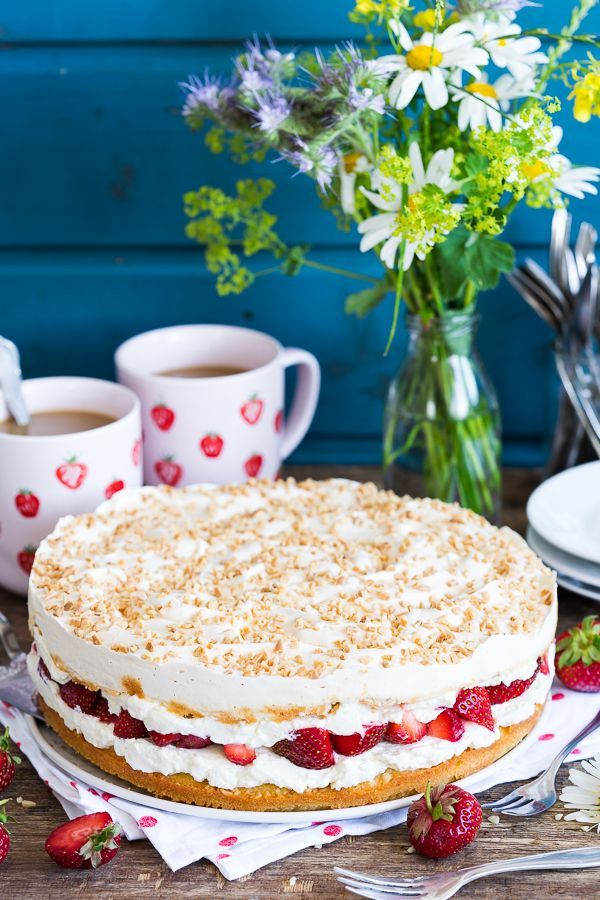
[[0, 800, 13, 866], [556, 616, 600, 692], [154, 456, 183, 486], [151, 404, 175, 431], [385, 711, 427, 744], [200, 433, 223, 458], [17, 545, 37, 575], [0, 727, 21, 791], [273, 727, 335, 769], [148, 731, 182, 747], [59, 681, 99, 715], [407, 782, 482, 859], [427, 709, 465, 742], [14, 489, 40, 518], [132, 437, 142, 466], [104, 479, 125, 500], [487, 666, 538, 705], [240, 394, 263, 425], [330, 723, 386, 756], [454, 687, 494, 731], [113, 710, 148, 739], [244, 453, 263, 478], [175, 735, 212, 749], [274, 409, 283, 433], [45, 812, 122, 869], [223, 744, 256, 766], [56, 457, 88, 490]]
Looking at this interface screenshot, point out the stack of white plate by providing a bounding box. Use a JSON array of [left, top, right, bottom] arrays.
[[526, 460, 600, 602]]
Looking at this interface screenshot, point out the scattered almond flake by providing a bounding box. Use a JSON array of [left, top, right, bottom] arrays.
[[289, 876, 297, 886], [488, 814, 500, 825], [20, 800, 36, 808], [406, 845, 416, 854], [314, 843, 322, 850], [15, 796, 23, 804], [554, 813, 563, 820]]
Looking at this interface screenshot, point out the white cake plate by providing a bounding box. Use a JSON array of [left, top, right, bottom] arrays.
[[27, 707, 549, 824]]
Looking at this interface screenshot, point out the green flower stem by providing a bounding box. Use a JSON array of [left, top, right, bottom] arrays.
[[301, 258, 381, 283]]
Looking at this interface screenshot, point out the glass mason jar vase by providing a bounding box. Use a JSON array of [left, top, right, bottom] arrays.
[[383, 311, 502, 521]]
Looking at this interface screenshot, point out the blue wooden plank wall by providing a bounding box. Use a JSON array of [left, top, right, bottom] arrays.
[[0, 0, 599, 465]]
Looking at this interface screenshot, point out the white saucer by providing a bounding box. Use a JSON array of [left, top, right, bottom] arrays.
[[27, 712, 547, 824], [527, 462, 600, 565], [527, 526, 600, 589], [556, 573, 600, 602]]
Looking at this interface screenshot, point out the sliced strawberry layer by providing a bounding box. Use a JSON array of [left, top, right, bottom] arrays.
[[454, 687, 494, 731], [427, 709, 465, 742], [148, 731, 182, 747], [330, 723, 386, 756], [273, 727, 335, 769], [59, 681, 98, 715], [223, 744, 256, 766], [486, 666, 538, 705], [113, 710, 148, 739], [385, 711, 427, 744], [175, 735, 212, 749]]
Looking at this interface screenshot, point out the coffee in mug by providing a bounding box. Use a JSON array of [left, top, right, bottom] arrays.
[[0, 409, 115, 436]]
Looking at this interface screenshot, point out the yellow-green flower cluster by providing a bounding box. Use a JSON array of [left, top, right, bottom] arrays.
[[394, 186, 462, 258], [350, 0, 410, 24]]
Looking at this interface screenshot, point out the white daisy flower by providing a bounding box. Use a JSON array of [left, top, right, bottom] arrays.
[[467, 14, 547, 79], [559, 754, 600, 831], [522, 127, 600, 199], [338, 152, 372, 215], [358, 142, 462, 269], [377, 21, 488, 111], [452, 72, 535, 132]]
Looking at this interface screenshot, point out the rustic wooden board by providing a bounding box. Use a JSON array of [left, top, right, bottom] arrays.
[[0, 466, 599, 897]]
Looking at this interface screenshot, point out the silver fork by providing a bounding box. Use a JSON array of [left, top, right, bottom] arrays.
[[480, 708, 600, 816], [335, 846, 600, 899]]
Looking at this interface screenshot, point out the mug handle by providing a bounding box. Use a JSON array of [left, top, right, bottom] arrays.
[[279, 348, 321, 460]]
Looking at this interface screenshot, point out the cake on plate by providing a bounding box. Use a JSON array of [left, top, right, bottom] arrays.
[[27, 479, 557, 811]]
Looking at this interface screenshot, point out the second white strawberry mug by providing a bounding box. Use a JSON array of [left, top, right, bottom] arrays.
[[115, 324, 321, 486]]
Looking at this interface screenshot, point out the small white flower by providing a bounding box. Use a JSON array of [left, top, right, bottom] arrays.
[[452, 72, 535, 132], [559, 754, 600, 831], [524, 127, 600, 199], [338, 153, 372, 215], [467, 14, 547, 79], [377, 21, 488, 111], [358, 142, 462, 269]]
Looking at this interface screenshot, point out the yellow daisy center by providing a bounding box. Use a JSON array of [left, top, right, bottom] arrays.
[[497, 38, 508, 47], [343, 152, 362, 174], [406, 45, 443, 71], [467, 82, 498, 99], [414, 10, 437, 30], [521, 159, 550, 181]]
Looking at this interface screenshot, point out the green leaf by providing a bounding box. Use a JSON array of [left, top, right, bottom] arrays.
[[464, 234, 515, 291], [344, 280, 390, 317], [437, 229, 469, 298]]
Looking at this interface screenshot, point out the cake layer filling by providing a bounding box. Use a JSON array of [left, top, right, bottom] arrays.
[[29, 647, 553, 793]]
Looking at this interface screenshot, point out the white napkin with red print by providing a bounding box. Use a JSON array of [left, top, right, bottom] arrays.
[[2, 684, 600, 880]]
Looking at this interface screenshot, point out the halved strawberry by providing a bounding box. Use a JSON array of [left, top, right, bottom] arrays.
[[37, 657, 51, 681], [175, 735, 212, 749], [427, 709, 465, 742], [330, 723, 386, 756], [385, 711, 427, 744], [538, 654, 550, 676], [58, 681, 99, 715], [148, 731, 182, 747], [113, 710, 147, 739], [223, 743, 256, 766], [454, 687, 494, 731], [486, 668, 537, 705], [272, 727, 335, 769], [91, 696, 117, 724], [45, 812, 122, 869]]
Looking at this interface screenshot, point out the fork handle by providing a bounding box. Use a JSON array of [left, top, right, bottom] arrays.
[[0, 611, 22, 661], [460, 846, 600, 886], [546, 708, 600, 778]]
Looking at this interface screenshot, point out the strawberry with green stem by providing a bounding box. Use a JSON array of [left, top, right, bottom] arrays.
[[556, 616, 600, 692], [407, 782, 482, 859], [0, 727, 21, 792], [0, 799, 14, 865]]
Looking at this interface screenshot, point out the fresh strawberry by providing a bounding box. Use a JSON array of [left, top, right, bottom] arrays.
[[240, 394, 263, 425], [92, 697, 117, 724], [148, 731, 182, 747], [330, 723, 386, 756], [56, 457, 87, 490], [151, 404, 175, 431], [272, 727, 335, 769], [454, 687, 494, 731], [59, 681, 99, 715], [113, 710, 147, 739], [556, 616, 600, 692], [105, 479, 125, 500], [14, 489, 40, 518], [274, 409, 283, 433], [0, 727, 21, 791], [407, 782, 482, 859], [427, 709, 465, 742], [200, 433, 223, 458], [45, 812, 122, 869], [154, 456, 183, 487], [17, 545, 37, 574], [244, 453, 263, 478], [487, 667, 538, 705], [132, 437, 142, 466], [38, 657, 51, 680], [175, 735, 212, 749], [223, 744, 256, 766], [0, 800, 13, 866], [538, 654, 550, 676], [385, 711, 427, 744]]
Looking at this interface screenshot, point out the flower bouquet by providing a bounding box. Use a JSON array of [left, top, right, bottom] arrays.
[[181, 0, 600, 518]]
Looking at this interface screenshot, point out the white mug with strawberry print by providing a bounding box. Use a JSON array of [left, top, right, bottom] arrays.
[[0, 377, 142, 594], [115, 325, 320, 487]]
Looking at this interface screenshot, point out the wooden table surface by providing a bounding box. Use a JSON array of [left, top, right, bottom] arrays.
[[1, 466, 598, 899]]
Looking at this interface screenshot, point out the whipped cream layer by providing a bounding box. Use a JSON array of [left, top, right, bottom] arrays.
[[29, 651, 553, 793], [28, 479, 557, 719]]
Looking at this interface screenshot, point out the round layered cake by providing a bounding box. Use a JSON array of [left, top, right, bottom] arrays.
[[28, 479, 557, 811]]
